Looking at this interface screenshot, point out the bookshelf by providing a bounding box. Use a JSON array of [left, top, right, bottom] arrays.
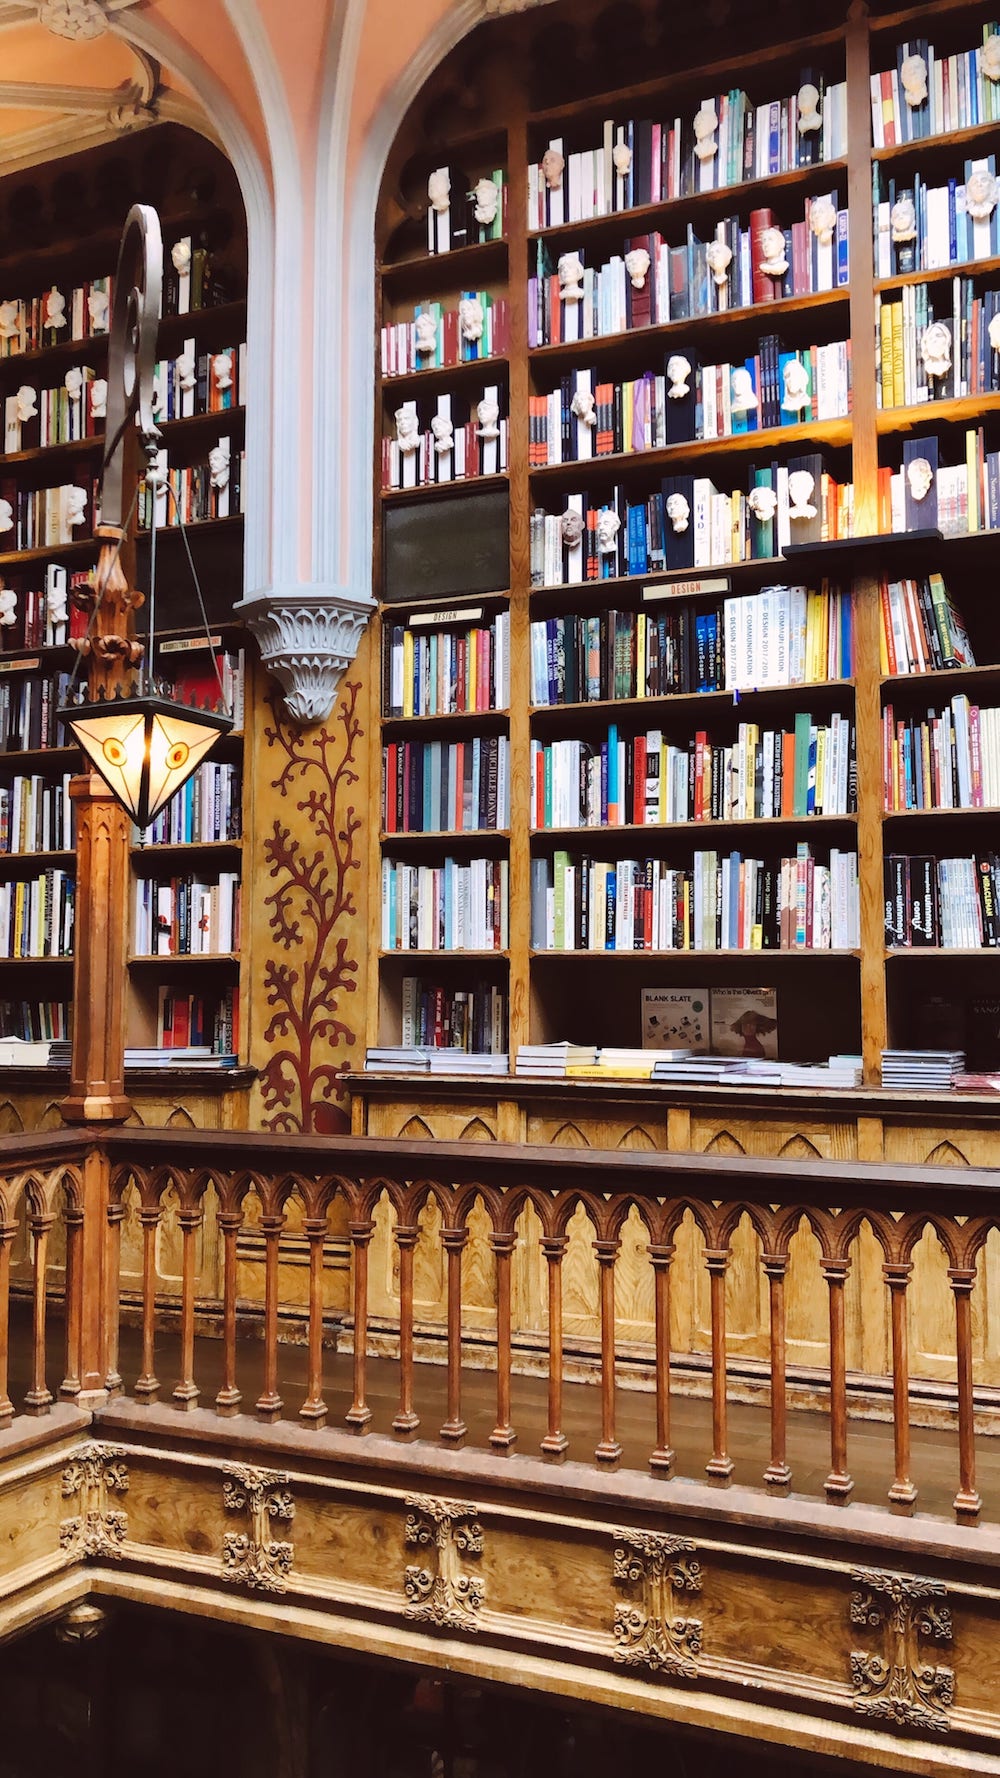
[[0, 127, 249, 1074], [362, 0, 1000, 1116]]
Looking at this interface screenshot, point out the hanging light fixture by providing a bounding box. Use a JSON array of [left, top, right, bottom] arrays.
[[58, 202, 233, 828]]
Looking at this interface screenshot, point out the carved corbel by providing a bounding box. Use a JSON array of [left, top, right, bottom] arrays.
[[59, 1440, 129, 1558], [850, 1567, 954, 1732], [234, 585, 376, 725], [221, 1463, 295, 1593], [612, 1528, 703, 1676], [403, 1494, 484, 1630]]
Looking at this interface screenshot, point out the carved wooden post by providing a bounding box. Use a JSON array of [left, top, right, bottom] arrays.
[[0, 1222, 16, 1425], [77, 1141, 112, 1403], [489, 1228, 517, 1450], [104, 1200, 125, 1393], [822, 1256, 853, 1501], [704, 1248, 733, 1481], [593, 1238, 622, 1466], [540, 1234, 568, 1458], [25, 1207, 54, 1413], [299, 1216, 328, 1425], [440, 1225, 469, 1444], [648, 1242, 675, 1475], [255, 1212, 285, 1422], [884, 1260, 917, 1509], [134, 1203, 161, 1401], [173, 1205, 203, 1410], [60, 773, 132, 1126], [346, 1220, 375, 1430], [762, 1252, 791, 1489], [393, 1223, 421, 1434], [60, 1205, 84, 1400], [949, 1266, 981, 1524], [215, 1209, 243, 1415]]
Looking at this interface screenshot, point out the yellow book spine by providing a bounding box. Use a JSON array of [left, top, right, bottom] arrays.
[[402, 628, 414, 719], [891, 303, 904, 410], [966, 427, 980, 534]]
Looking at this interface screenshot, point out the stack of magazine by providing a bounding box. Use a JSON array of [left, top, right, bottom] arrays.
[[880, 1049, 965, 1090]]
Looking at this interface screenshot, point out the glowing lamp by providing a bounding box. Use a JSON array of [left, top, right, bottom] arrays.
[[61, 689, 233, 829]]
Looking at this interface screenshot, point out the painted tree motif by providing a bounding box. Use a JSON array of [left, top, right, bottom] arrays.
[[260, 682, 363, 1132]]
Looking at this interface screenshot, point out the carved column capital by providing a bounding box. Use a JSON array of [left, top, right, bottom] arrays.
[[234, 582, 375, 725]]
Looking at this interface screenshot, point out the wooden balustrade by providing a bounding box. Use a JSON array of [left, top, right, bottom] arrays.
[[2, 1128, 1000, 1528]]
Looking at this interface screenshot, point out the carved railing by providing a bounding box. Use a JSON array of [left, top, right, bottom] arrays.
[[4, 1129, 1000, 1527]]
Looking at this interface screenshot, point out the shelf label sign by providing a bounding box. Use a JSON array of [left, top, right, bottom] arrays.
[[0, 657, 39, 673], [642, 578, 730, 603], [410, 607, 483, 628], [160, 635, 222, 653]]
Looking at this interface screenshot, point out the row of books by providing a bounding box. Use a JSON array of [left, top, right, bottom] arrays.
[[133, 872, 241, 957], [140, 760, 243, 846], [0, 869, 74, 958], [0, 671, 72, 753], [155, 643, 246, 730], [0, 566, 91, 650], [380, 857, 509, 953], [383, 387, 507, 489], [879, 428, 1000, 539], [383, 613, 510, 719], [529, 586, 854, 705], [365, 1046, 508, 1074], [529, 844, 861, 952], [0, 478, 96, 550], [137, 443, 243, 527], [529, 713, 856, 830], [649, 1052, 862, 1087], [529, 466, 854, 586], [400, 976, 508, 1052], [878, 573, 973, 675], [0, 999, 68, 1041], [0, 772, 73, 855], [872, 155, 1000, 277], [876, 279, 1000, 409], [0, 277, 112, 357], [528, 200, 849, 346], [425, 168, 506, 254], [526, 81, 848, 228], [4, 372, 103, 452], [151, 342, 246, 422], [380, 295, 511, 378], [870, 27, 1000, 146], [882, 696, 1000, 811], [155, 984, 239, 1055], [884, 852, 1000, 948], [382, 736, 510, 834], [528, 342, 850, 467]]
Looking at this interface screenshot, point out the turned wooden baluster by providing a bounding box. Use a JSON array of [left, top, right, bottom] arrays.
[[540, 1234, 568, 1458], [173, 1204, 203, 1410], [593, 1238, 622, 1465], [489, 1228, 517, 1450], [439, 1225, 468, 1444], [24, 1206, 54, 1413], [704, 1248, 733, 1481], [346, 1220, 376, 1430], [60, 1205, 84, 1400], [0, 1221, 16, 1426], [648, 1242, 675, 1475], [949, 1265, 981, 1524], [103, 1201, 125, 1393], [393, 1223, 421, 1434], [299, 1215, 328, 1425], [255, 1212, 285, 1422], [762, 1252, 791, 1489], [822, 1255, 853, 1501], [134, 1204, 162, 1401], [884, 1260, 917, 1509], [215, 1209, 243, 1415]]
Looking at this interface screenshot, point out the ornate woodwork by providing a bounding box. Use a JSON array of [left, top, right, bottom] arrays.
[[221, 1463, 295, 1593], [850, 1569, 955, 1734], [403, 1494, 485, 1631], [612, 1529, 702, 1676]]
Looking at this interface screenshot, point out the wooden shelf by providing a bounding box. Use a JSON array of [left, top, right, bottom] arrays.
[[877, 391, 1000, 434], [528, 288, 851, 367], [882, 805, 1000, 822], [382, 709, 510, 732], [379, 950, 509, 960], [886, 948, 1000, 958], [379, 238, 508, 296], [381, 472, 509, 506], [874, 254, 1000, 292], [528, 162, 850, 247], [0, 539, 95, 570], [130, 839, 243, 864], [873, 118, 1000, 164], [129, 952, 240, 966], [0, 955, 72, 966], [382, 829, 510, 844], [0, 746, 78, 769], [531, 814, 857, 840], [531, 947, 861, 959], [381, 356, 509, 396], [527, 415, 852, 481], [0, 850, 73, 868], [531, 681, 855, 723]]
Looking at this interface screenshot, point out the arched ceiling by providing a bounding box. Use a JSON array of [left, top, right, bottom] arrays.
[[0, 0, 214, 174]]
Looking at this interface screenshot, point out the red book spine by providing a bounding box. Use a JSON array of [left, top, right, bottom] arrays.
[[749, 207, 776, 305]]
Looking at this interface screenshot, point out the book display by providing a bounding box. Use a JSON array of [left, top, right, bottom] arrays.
[[0, 128, 249, 1073], [364, 0, 1000, 1105]]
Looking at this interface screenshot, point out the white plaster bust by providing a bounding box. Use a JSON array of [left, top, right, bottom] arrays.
[[394, 404, 420, 454], [212, 351, 234, 391], [91, 379, 108, 418], [558, 253, 585, 302], [541, 147, 564, 191], [47, 577, 68, 626], [920, 320, 952, 380], [431, 413, 454, 454], [625, 247, 650, 290], [731, 366, 758, 413], [176, 349, 197, 392], [967, 168, 999, 223], [797, 82, 822, 133], [890, 195, 917, 242], [171, 239, 192, 275], [66, 486, 88, 527], [667, 354, 692, 399], [571, 387, 596, 427], [759, 227, 788, 279], [209, 440, 231, 490], [471, 178, 499, 226], [0, 302, 18, 340], [14, 386, 37, 424], [476, 395, 500, 439], [788, 470, 817, 520], [43, 287, 66, 330], [666, 492, 690, 533], [560, 508, 584, 546], [0, 502, 13, 535], [414, 310, 438, 355], [990, 313, 1000, 353], [458, 296, 485, 342], [706, 238, 732, 287], [428, 168, 451, 214], [597, 509, 621, 553], [748, 485, 778, 523], [0, 585, 15, 624], [906, 456, 934, 502], [901, 53, 928, 107], [810, 197, 837, 247], [782, 358, 810, 412], [693, 104, 718, 162], [87, 288, 109, 331], [612, 142, 632, 177], [64, 367, 84, 404], [984, 33, 1000, 81]]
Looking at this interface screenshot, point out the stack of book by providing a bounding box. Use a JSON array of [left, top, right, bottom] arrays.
[[651, 1053, 750, 1083], [428, 1050, 508, 1075], [365, 1046, 435, 1072], [364, 1046, 509, 1074], [515, 1042, 599, 1077], [880, 1049, 965, 1089], [0, 1036, 51, 1065]]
